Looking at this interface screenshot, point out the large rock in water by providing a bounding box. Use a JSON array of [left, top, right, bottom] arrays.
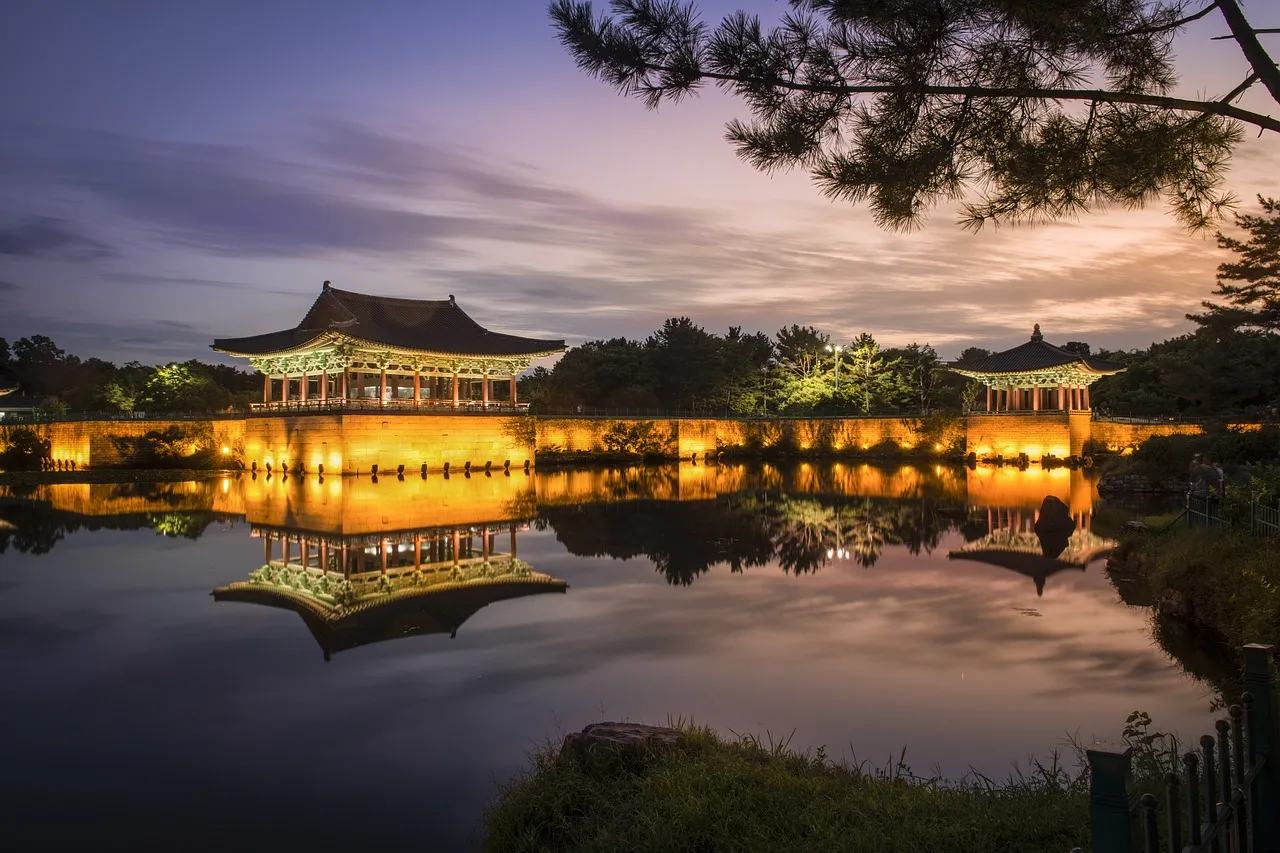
[[562, 722, 685, 772]]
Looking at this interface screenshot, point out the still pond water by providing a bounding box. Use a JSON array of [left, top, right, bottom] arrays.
[[1, 463, 1216, 851]]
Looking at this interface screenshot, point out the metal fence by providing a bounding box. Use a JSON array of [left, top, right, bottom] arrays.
[[1186, 493, 1280, 539], [1078, 644, 1278, 853]]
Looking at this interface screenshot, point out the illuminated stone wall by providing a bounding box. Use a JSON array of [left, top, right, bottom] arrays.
[[1089, 419, 1204, 453], [0, 412, 1240, 472], [0, 419, 244, 468], [244, 414, 531, 474], [714, 417, 964, 453]]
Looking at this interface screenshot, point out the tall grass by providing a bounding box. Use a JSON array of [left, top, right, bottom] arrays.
[[484, 721, 1096, 853]]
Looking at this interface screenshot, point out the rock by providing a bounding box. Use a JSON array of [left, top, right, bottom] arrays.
[[562, 722, 685, 773]]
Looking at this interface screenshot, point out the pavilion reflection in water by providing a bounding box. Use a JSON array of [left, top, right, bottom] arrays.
[[212, 475, 566, 660], [950, 467, 1117, 596]]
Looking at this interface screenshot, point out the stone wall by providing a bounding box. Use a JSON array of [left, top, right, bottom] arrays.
[[245, 413, 531, 474], [1089, 420, 1204, 453], [0, 412, 1241, 472], [0, 419, 244, 468]]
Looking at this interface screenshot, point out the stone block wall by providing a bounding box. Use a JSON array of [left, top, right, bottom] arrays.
[[965, 412, 1074, 458], [1089, 420, 1204, 453], [243, 413, 531, 474], [713, 416, 965, 454]]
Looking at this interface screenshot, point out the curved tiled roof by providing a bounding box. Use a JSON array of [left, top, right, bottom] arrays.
[[212, 283, 566, 358], [948, 325, 1124, 375]]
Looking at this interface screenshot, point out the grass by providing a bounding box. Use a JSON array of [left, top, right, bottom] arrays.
[[1122, 526, 1280, 648], [484, 723, 1093, 853]]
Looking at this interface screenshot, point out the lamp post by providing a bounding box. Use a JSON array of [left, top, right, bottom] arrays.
[[825, 344, 844, 394]]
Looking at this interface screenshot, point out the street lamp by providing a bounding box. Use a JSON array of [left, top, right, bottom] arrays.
[[825, 344, 844, 392]]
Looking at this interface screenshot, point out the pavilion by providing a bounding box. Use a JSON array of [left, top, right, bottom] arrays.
[[211, 282, 565, 411], [948, 325, 1124, 413], [213, 520, 567, 659]]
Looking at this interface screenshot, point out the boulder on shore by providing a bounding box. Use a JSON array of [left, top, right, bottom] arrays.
[[562, 722, 686, 773]]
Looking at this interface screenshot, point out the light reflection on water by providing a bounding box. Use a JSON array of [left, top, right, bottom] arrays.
[[0, 463, 1214, 851]]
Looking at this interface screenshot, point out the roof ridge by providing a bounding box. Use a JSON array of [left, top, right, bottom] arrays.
[[327, 285, 452, 307]]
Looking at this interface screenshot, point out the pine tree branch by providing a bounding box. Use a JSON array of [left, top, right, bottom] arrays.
[[634, 61, 1280, 133], [1215, 0, 1280, 106], [1118, 2, 1219, 36]]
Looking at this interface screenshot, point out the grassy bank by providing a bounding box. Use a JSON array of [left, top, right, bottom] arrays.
[[1113, 526, 1280, 650], [485, 724, 1093, 853]]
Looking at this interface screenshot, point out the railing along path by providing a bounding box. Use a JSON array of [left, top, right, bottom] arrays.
[[1075, 644, 1279, 853]]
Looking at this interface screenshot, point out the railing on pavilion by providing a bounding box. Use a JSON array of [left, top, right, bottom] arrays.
[[248, 398, 531, 414]]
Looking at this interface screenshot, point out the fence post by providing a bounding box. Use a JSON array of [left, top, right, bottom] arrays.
[[1244, 644, 1280, 852], [1088, 742, 1135, 853]]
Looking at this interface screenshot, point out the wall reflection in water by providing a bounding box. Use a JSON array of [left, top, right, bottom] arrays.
[[0, 462, 1117, 638]]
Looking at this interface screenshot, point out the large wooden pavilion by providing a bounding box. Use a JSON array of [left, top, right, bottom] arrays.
[[212, 282, 565, 411], [948, 325, 1124, 413]]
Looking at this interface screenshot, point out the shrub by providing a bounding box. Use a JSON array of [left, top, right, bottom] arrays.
[[0, 427, 51, 470], [33, 396, 68, 420], [600, 421, 671, 456]]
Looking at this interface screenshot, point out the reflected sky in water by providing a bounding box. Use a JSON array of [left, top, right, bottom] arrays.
[[0, 464, 1215, 851]]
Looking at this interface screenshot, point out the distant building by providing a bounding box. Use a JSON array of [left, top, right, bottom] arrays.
[[948, 324, 1124, 413], [0, 385, 37, 420], [212, 281, 565, 410]]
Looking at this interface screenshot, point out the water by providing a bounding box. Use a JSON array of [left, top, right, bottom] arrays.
[[0, 463, 1216, 851]]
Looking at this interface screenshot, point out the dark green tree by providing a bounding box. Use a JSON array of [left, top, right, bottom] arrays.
[[647, 317, 724, 408], [718, 325, 775, 413], [773, 324, 832, 411], [1190, 196, 1280, 332], [842, 332, 900, 413], [0, 337, 11, 379], [551, 0, 1280, 231], [888, 342, 944, 414], [1062, 341, 1093, 357]]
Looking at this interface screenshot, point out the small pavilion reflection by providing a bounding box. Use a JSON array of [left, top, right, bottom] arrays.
[[213, 520, 566, 660], [949, 497, 1116, 596]]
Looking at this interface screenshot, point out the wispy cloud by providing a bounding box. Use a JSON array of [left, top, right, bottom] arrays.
[[0, 117, 1267, 358], [0, 216, 112, 260]]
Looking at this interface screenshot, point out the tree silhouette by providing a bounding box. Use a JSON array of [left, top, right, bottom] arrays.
[[1191, 196, 1280, 333], [551, 0, 1279, 231]]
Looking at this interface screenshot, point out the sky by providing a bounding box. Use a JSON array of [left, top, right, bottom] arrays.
[[1, 0, 1278, 365]]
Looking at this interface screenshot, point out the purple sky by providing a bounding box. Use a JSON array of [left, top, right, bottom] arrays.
[[1, 0, 1277, 364]]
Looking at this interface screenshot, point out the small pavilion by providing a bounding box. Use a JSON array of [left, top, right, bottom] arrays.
[[212, 282, 565, 411], [948, 325, 1124, 413]]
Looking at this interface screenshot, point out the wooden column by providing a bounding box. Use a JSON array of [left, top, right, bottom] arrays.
[[482, 375, 490, 407], [986, 385, 993, 412], [413, 370, 421, 407], [320, 540, 328, 572], [510, 375, 518, 406], [509, 525, 517, 559], [482, 529, 490, 561], [1083, 385, 1090, 410], [452, 373, 460, 408], [1032, 386, 1040, 411], [341, 369, 349, 402], [300, 372, 307, 403], [414, 533, 421, 569], [379, 368, 387, 405], [263, 374, 271, 404], [380, 538, 388, 573], [282, 538, 290, 566], [452, 529, 461, 564], [264, 534, 272, 564], [320, 369, 328, 402]]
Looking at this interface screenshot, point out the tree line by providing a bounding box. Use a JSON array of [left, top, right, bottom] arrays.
[[517, 318, 980, 415], [0, 335, 259, 415]]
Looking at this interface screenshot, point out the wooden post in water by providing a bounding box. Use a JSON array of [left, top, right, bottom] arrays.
[[1087, 742, 1134, 853]]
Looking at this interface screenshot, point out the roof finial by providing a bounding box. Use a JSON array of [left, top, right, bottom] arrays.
[[322, 280, 331, 291], [1031, 323, 1042, 342], [448, 294, 456, 305]]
